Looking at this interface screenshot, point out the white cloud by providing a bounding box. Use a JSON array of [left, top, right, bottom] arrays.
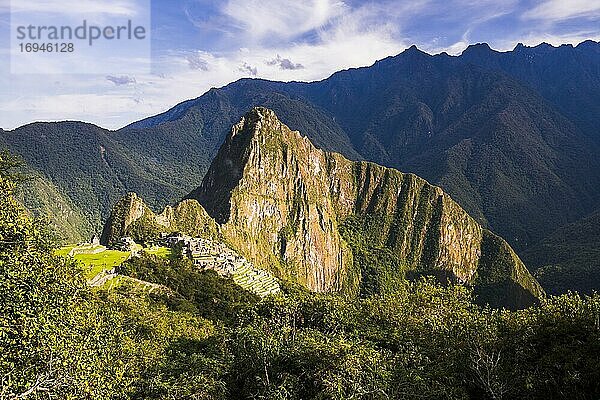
[[1, 0, 598, 131], [445, 41, 469, 55], [106, 75, 137, 85], [267, 55, 304, 70], [0, 19, 405, 131], [0, 0, 409, 130], [0, 0, 8, 14], [523, 0, 600, 22], [238, 62, 257, 76], [220, 0, 347, 40]]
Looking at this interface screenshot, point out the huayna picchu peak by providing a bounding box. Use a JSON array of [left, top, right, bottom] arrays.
[[103, 107, 544, 309]]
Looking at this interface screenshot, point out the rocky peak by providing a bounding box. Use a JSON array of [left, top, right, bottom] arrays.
[[182, 108, 544, 306], [462, 42, 493, 55], [187, 107, 346, 292], [514, 42, 526, 52], [188, 107, 316, 221], [103, 108, 544, 307], [100, 192, 150, 245], [403, 44, 429, 56]]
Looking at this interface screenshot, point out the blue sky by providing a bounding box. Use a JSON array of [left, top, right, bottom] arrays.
[[0, 0, 599, 130]]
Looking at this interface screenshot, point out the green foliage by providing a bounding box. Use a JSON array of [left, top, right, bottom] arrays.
[[225, 281, 600, 399], [0, 156, 221, 398], [13, 168, 92, 244], [120, 253, 260, 323], [0, 155, 125, 398], [235, 281, 600, 399], [523, 210, 600, 295], [339, 214, 408, 297], [97, 286, 226, 400], [475, 230, 544, 310], [0, 150, 30, 183], [1, 122, 187, 239], [495, 293, 600, 398], [2, 150, 600, 399]]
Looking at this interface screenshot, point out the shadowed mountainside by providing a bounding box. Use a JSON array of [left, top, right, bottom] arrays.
[[104, 108, 544, 309]]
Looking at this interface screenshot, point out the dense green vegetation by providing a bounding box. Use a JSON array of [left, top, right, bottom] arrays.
[[120, 253, 259, 323], [338, 212, 542, 310], [523, 210, 600, 295], [340, 214, 414, 297], [2, 148, 600, 399], [0, 153, 126, 398], [0, 122, 190, 241], [13, 167, 93, 243]]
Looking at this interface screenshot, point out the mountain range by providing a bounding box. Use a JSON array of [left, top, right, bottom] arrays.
[[102, 107, 544, 309], [1, 41, 599, 295]]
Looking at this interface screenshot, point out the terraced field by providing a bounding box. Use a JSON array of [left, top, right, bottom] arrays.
[[56, 245, 130, 279], [145, 244, 280, 297], [144, 246, 174, 259], [57, 243, 280, 297], [232, 262, 280, 297]]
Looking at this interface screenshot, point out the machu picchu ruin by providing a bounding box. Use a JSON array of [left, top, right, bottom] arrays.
[[160, 233, 280, 297]]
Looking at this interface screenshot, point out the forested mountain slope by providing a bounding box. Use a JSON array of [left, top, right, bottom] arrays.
[[105, 108, 544, 309], [2, 43, 599, 296]]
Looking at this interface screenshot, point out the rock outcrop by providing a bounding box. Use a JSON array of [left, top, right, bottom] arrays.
[[101, 193, 219, 246], [104, 107, 545, 308]]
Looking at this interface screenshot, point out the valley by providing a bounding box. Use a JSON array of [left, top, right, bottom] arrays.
[[1, 37, 600, 399]]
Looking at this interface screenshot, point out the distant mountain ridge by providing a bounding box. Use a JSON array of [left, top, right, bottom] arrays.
[[121, 41, 600, 250], [0, 122, 186, 239], [105, 108, 544, 309], [1, 41, 599, 295], [461, 41, 600, 142]]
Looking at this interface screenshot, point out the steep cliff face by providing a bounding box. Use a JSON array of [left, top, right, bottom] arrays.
[[188, 109, 352, 292], [104, 108, 544, 308], [187, 108, 543, 306]]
